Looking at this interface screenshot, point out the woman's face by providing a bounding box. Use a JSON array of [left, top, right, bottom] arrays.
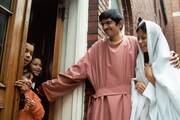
[[137, 29, 148, 53], [30, 58, 42, 76], [24, 43, 34, 66]]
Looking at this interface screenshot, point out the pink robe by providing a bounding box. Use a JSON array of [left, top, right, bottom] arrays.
[[42, 35, 138, 120]]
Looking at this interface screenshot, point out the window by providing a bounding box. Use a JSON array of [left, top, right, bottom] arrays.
[[109, 0, 123, 15], [0, 0, 12, 9], [109, 0, 125, 34], [160, 0, 167, 25], [154, 0, 157, 15], [0, 0, 12, 73]]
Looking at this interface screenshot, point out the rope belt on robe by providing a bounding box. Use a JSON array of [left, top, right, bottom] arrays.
[[87, 84, 131, 118], [88, 84, 131, 106]]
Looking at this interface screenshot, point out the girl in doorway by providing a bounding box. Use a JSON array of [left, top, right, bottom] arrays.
[[15, 45, 45, 120], [29, 58, 42, 91], [131, 18, 180, 120], [17, 71, 45, 120]]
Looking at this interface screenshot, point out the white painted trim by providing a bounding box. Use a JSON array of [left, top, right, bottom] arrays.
[[53, 0, 89, 120], [173, 12, 180, 17], [109, 0, 112, 8], [117, 0, 123, 15], [72, 0, 88, 119], [109, 0, 123, 15]]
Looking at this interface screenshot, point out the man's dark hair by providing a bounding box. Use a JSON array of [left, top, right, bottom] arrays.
[[99, 9, 123, 24], [136, 17, 147, 33]]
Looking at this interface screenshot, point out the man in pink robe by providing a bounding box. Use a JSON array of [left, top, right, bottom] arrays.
[[41, 9, 179, 120], [42, 9, 137, 120]]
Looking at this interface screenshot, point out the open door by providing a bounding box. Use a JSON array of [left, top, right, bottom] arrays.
[[0, 0, 64, 119], [26, 0, 64, 119], [0, 0, 32, 119]]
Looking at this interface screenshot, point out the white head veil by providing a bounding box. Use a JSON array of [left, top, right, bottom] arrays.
[[131, 20, 157, 120], [132, 20, 180, 120]]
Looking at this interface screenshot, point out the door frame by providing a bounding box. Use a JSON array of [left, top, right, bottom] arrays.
[[52, 0, 89, 120], [48, 1, 65, 119]]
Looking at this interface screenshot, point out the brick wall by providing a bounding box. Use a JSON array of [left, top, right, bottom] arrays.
[[87, 0, 108, 48], [163, 0, 176, 49], [87, 0, 174, 53], [121, 0, 133, 35], [130, 0, 180, 52], [88, 0, 168, 43], [172, 0, 180, 53], [173, 16, 180, 53], [87, 0, 99, 48], [128, 0, 180, 53], [130, 0, 167, 35], [164, 0, 180, 53]]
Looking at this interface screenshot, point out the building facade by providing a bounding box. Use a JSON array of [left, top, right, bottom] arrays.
[[164, 0, 180, 53], [0, 0, 178, 120], [0, 0, 88, 119]]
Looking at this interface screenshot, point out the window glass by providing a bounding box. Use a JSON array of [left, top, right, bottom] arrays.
[[0, 0, 12, 9], [109, 0, 123, 15], [0, 12, 8, 72], [109, 0, 119, 9]]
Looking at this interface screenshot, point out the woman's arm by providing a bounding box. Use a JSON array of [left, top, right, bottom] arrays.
[[144, 64, 156, 85]]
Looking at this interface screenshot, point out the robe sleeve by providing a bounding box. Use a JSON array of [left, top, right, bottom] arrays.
[[42, 41, 97, 102]]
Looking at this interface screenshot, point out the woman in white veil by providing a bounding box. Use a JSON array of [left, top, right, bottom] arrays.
[[131, 19, 180, 120]]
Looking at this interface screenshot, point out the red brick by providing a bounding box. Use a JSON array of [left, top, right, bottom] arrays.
[[88, 21, 98, 26], [88, 34, 98, 41], [88, 16, 98, 22], [89, 0, 98, 4], [89, 4, 98, 10], [89, 10, 98, 16]]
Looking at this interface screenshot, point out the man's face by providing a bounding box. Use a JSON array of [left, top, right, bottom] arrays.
[[100, 18, 121, 37], [24, 43, 34, 66]]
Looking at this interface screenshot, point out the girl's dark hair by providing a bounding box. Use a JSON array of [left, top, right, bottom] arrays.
[[136, 17, 147, 33], [137, 17, 149, 63], [99, 9, 123, 24], [144, 52, 149, 63]]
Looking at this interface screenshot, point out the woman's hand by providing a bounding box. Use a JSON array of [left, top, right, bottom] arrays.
[[144, 64, 156, 85], [135, 81, 146, 94], [15, 77, 32, 93], [23, 96, 36, 111], [170, 51, 180, 68]]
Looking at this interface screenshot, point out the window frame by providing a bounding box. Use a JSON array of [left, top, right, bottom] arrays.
[[0, 1, 13, 83]]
